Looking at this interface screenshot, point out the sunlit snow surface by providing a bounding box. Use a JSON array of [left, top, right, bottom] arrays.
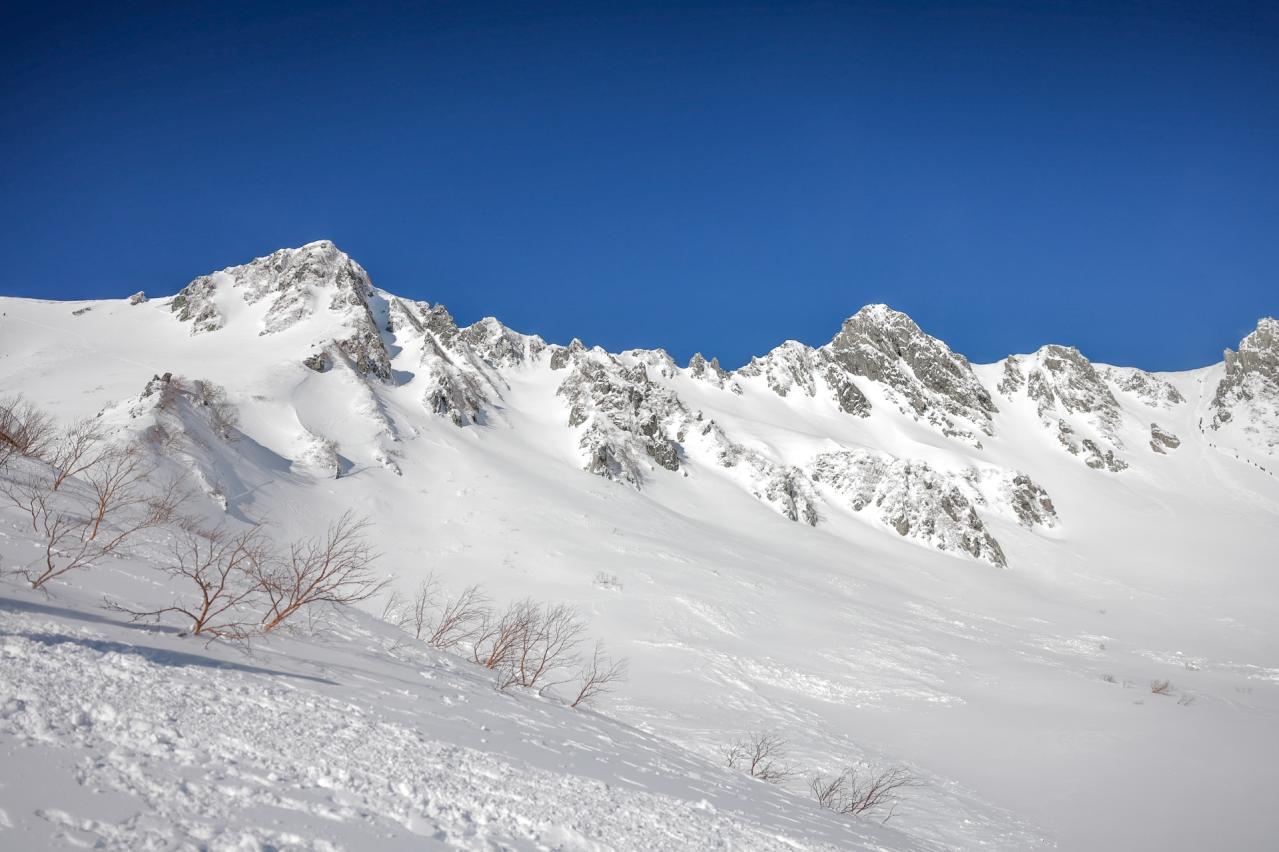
[[1, 251, 1277, 850]]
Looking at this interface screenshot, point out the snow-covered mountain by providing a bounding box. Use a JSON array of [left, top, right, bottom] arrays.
[[2, 240, 1277, 850]]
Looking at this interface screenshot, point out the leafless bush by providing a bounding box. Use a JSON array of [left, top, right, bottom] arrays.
[[194, 380, 239, 439], [0, 395, 56, 468], [116, 522, 270, 639], [809, 765, 919, 820], [2, 445, 185, 589], [726, 732, 794, 784], [256, 511, 387, 632], [48, 418, 108, 489], [468, 600, 588, 690], [426, 583, 488, 648], [509, 602, 586, 690], [380, 589, 412, 629], [1150, 679, 1173, 695], [570, 641, 629, 708], [387, 575, 442, 639], [472, 598, 539, 670]]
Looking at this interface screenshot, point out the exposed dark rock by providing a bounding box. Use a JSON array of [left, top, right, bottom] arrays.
[[1150, 423, 1181, 453], [823, 305, 996, 435], [811, 450, 1007, 566]]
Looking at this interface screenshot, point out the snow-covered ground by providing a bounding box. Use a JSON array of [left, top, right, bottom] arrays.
[[2, 242, 1278, 850]]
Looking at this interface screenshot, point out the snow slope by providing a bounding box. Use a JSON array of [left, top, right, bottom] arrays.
[[2, 241, 1278, 850]]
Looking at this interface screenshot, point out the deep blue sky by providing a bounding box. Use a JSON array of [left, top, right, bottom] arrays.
[[2, 1, 1276, 370]]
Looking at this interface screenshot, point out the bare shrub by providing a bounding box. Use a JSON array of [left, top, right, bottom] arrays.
[[380, 589, 411, 629], [469, 601, 588, 690], [117, 523, 270, 639], [508, 603, 586, 690], [2, 446, 185, 590], [194, 380, 239, 439], [0, 395, 56, 467], [809, 765, 919, 820], [1150, 679, 1173, 695], [10, 490, 103, 589], [471, 598, 538, 670], [726, 732, 794, 784], [82, 446, 182, 544], [426, 583, 488, 649], [256, 512, 386, 632], [570, 641, 629, 708], [48, 418, 108, 490]]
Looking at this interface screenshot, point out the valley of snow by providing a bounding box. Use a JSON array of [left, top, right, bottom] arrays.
[[2, 241, 1277, 850]]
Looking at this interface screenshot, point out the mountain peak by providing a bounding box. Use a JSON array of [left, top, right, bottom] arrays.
[[825, 303, 995, 438]]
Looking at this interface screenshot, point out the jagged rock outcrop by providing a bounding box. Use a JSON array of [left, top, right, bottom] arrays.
[[1100, 365, 1185, 408], [549, 339, 586, 370], [823, 305, 995, 438], [303, 351, 329, 373], [1001, 346, 1128, 472], [1027, 346, 1121, 429], [804, 449, 1058, 566], [691, 420, 820, 525], [810, 450, 1008, 566], [110, 373, 247, 509], [556, 352, 690, 487], [738, 341, 821, 398], [1211, 318, 1279, 456], [1150, 423, 1181, 454], [687, 353, 741, 393], [128, 291, 147, 305], [735, 341, 872, 417], [623, 349, 679, 380], [169, 241, 395, 383], [1001, 474, 1059, 528], [460, 316, 546, 366], [386, 299, 502, 427]]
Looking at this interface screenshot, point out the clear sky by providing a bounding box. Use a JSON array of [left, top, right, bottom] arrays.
[[2, 0, 1276, 370]]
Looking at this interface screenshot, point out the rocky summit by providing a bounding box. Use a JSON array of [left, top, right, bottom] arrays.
[[26, 241, 1267, 569], [2, 241, 1277, 852]]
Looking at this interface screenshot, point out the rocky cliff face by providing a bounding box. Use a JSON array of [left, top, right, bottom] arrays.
[[170, 241, 395, 383], [733, 306, 997, 438], [1211, 318, 1279, 456], [556, 350, 690, 487], [998, 346, 1130, 471], [1098, 365, 1185, 409], [139, 241, 1279, 569], [809, 450, 1057, 568], [824, 305, 996, 440]]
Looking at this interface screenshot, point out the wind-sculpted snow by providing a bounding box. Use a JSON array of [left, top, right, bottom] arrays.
[[1211, 317, 1279, 457]]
